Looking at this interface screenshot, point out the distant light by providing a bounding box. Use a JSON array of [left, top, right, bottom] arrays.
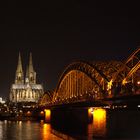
[[88, 107, 93, 115], [138, 105, 140, 108], [40, 111, 44, 116], [103, 106, 110, 109], [19, 121, 22, 125], [137, 81, 140, 85], [0, 97, 5, 104], [4, 120, 7, 124], [27, 111, 31, 116], [90, 108, 93, 113], [123, 105, 127, 108]]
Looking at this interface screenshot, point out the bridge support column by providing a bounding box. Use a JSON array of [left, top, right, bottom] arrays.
[[51, 107, 91, 133], [44, 109, 51, 123], [91, 107, 140, 138], [92, 108, 107, 137]]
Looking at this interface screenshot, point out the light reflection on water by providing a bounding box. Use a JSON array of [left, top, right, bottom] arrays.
[[92, 108, 106, 137], [87, 108, 107, 139], [0, 108, 138, 140], [0, 120, 63, 140], [0, 109, 131, 140], [0, 109, 109, 139]]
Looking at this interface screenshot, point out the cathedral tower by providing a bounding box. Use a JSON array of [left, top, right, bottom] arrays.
[[10, 52, 43, 103], [25, 53, 36, 84], [15, 53, 24, 84]]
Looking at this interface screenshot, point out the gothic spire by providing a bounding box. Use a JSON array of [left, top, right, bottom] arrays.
[[29, 52, 34, 73], [28, 53, 36, 84], [16, 52, 23, 73], [15, 52, 24, 84]]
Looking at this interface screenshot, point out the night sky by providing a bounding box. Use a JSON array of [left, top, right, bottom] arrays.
[[0, 1, 139, 99]]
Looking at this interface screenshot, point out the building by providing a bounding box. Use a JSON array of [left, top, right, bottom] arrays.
[[0, 97, 5, 104], [10, 53, 44, 103]]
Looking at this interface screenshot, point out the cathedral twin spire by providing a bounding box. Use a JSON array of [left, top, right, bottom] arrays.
[[15, 53, 24, 84], [15, 53, 36, 84]]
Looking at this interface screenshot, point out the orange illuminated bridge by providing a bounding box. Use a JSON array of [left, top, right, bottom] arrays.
[[39, 48, 140, 108]]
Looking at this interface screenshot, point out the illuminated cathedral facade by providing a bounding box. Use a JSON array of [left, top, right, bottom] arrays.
[[10, 53, 44, 103]]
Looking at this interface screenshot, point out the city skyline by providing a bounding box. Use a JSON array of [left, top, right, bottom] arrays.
[[0, 1, 139, 98]]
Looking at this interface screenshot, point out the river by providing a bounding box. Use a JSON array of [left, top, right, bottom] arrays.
[[0, 108, 140, 140], [0, 120, 68, 140]]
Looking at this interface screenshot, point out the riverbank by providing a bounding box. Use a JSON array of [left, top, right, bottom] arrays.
[[0, 114, 41, 121]]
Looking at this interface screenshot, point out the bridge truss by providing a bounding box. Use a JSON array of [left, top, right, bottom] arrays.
[[39, 48, 140, 106]]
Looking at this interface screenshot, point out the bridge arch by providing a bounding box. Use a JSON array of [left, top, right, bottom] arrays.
[[39, 48, 140, 107], [111, 48, 140, 85], [53, 61, 124, 104], [38, 90, 53, 106]]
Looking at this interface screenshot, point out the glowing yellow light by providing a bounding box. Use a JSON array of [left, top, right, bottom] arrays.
[[44, 109, 51, 123], [94, 108, 106, 120], [93, 108, 106, 136], [44, 110, 51, 116], [107, 80, 113, 91], [88, 107, 93, 114], [42, 124, 51, 139], [122, 79, 127, 85]]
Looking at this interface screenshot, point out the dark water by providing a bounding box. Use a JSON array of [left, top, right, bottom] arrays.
[[0, 120, 67, 140], [51, 108, 140, 140], [0, 120, 96, 140], [1, 108, 140, 140]]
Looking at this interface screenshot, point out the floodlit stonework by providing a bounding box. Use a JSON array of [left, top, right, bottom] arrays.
[[10, 53, 44, 103]]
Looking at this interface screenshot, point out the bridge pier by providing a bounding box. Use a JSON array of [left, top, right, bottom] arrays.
[[49, 107, 140, 138], [50, 107, 92, 134], [44, 109, 51, 123], [92, 107, 140, 138]]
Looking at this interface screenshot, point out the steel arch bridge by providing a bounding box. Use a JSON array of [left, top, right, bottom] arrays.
[[39, 48, 140, 106], [38, 90, 53, 106]]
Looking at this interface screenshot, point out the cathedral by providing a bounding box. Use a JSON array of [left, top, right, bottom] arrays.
[[10, 53, 44, 103]]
